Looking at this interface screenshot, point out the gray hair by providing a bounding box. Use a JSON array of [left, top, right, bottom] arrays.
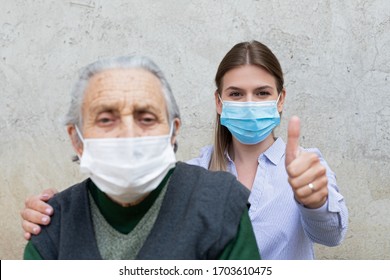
[[64, 55, 181, 129]]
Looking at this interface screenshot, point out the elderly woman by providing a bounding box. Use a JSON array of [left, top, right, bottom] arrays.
[[23, 55, 260, 260]]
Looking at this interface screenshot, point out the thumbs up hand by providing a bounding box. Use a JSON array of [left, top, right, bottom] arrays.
[[285, 116, 328, 209]]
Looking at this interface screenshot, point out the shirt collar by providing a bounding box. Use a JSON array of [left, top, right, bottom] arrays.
[[263, 137, 286, 166]]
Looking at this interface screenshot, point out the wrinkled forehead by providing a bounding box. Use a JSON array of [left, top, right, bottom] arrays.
[[82, 68, 167, 111], [86, 68, 162, 96]]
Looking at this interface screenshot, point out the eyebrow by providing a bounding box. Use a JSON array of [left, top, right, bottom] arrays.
[[224, 85, 274, 91], [89, 100, 121, 115], [89, 101, 163, 118], [133, 103, 162, 115]]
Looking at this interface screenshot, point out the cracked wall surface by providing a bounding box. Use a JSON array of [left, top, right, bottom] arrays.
[[1, 0, 389, 259]]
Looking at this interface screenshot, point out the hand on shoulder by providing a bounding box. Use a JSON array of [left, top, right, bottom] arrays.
[[21, 188, 57, 240]]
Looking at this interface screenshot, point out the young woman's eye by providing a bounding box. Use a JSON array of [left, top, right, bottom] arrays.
[[228, 91, 241, 97], [256, 91, 271, 96]]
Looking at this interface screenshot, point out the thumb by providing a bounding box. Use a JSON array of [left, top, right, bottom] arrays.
[[285, 115, 301, 167]]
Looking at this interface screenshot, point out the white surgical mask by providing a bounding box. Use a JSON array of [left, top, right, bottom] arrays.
[[75, 125, 177, 204]]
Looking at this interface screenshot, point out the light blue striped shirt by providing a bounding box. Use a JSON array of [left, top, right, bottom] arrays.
[[186, 138, 348, 259]]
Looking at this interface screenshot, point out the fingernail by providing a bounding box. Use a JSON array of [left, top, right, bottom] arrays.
[[45, 208, 53, 215], [41, 194, 49, 199], [42, 216, 49, 223], [33, 227, 39, 234]]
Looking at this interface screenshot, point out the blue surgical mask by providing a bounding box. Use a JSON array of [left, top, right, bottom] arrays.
[[219, 95, 281, 145]]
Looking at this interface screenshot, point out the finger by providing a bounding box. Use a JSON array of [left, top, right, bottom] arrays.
[[21, 208, 51, 226], [288, 158, 327, 191], [40, 188, 57, 201], [296, 180, 329, 209], [25, 195, 54, 216], [22, 220, 41, 236], [24, 232, 31, 241], [286, 151, 320, 178], [285, 116, 301, 167], [291, 174, 328, 199], [298, 191, 328, 209]]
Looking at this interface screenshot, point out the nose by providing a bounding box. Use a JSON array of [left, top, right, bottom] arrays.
[[245, 93, 254, 102], [118, 117, 140, 138]]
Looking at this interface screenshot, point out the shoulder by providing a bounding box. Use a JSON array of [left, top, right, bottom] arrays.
[[139, 162, 250, 259], [175, 161, 236, 184], [186, 145, 214, 169], [173, 162, 249, 205], [48, 179, 90, 210], [30, 179, 90, 259]]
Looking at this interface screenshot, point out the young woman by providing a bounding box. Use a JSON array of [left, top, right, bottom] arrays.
[[187, 41, 348, 259], [21, 41, 348, 259]]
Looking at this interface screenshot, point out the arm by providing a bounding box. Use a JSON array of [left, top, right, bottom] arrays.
[[218, 209, 261, 260], [297, 154, 348, 246], [285, 116, 348, 246], [21, 188, 57, 240]]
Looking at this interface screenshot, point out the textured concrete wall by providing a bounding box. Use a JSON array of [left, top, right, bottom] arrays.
[[1, 0, 389, 259]]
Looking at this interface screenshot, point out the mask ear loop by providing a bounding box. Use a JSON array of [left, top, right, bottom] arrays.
[[168, 121, 176, 150], [74, 125, 85, 144], [218, 94, 224, 105], [168, 122, 175, 138], [276, 92, 283, 115], [276, 93, 281, 104], [72, 125, 85, 160]]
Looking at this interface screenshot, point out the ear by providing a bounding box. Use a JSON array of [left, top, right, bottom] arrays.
[[170, 118, 181, 146], [214, 90, 223, 115], [67, 125, 83, 156], [277, 88, 286, 113]]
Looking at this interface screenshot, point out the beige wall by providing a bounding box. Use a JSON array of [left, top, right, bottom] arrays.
[[1, 0, 390, 259]]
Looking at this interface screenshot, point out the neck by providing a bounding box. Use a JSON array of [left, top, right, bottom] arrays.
[[108, 194, 149, 207], [229, 134, 276, 163]]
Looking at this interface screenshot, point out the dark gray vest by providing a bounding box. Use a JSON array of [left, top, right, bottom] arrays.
[[31, 162, 250, 259]]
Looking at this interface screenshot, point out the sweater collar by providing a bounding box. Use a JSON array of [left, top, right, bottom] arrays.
[[88, 168, 175, 233]]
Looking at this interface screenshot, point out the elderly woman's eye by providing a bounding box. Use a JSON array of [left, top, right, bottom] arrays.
[[98, 118, 112, 123], [138, 113, 157, 125], [96, 112, 115, 126]]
